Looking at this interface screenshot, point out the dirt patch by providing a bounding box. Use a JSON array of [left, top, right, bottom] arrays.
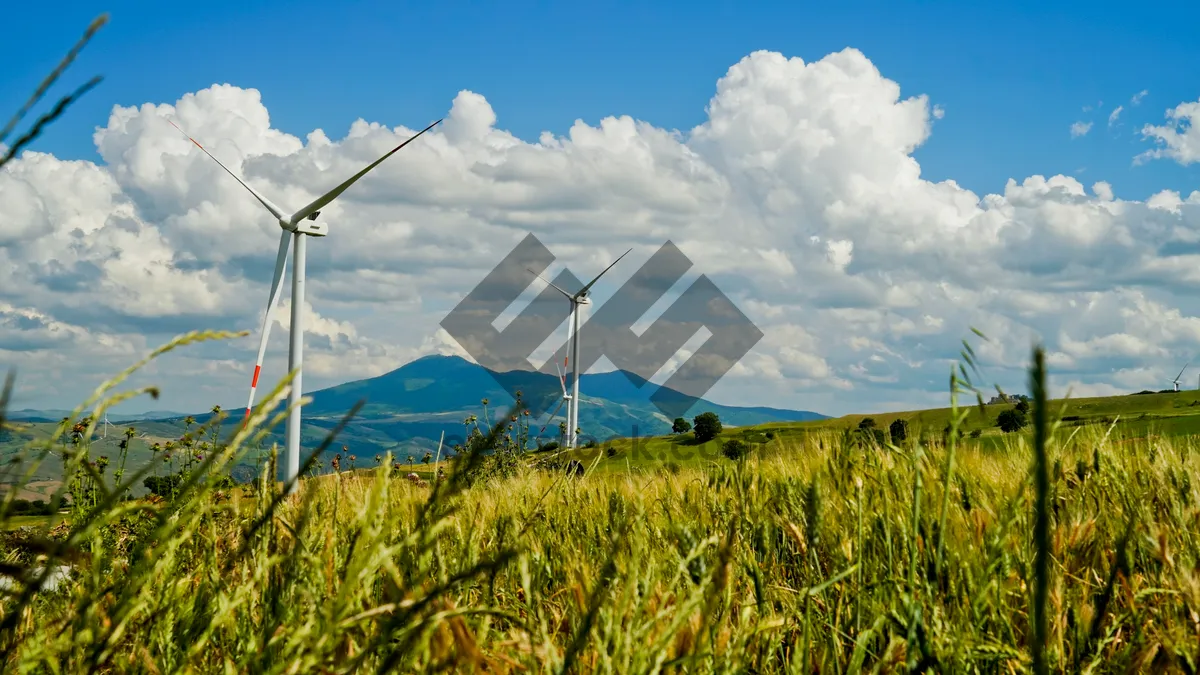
[[0, 480, 62, 501]]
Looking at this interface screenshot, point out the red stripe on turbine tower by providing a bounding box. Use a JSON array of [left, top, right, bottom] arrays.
[[251, 364, 261, 388]]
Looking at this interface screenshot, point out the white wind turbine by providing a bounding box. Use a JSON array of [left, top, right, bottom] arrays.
[[528, 248, 631, 448], [1172, 362, 1189, 392], [169, 117, 442, 491]]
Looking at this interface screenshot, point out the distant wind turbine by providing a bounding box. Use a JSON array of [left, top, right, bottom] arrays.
[[528, 248, 631, 448], [169, 117, 441, 492], [1172, 361, 1189, 392]]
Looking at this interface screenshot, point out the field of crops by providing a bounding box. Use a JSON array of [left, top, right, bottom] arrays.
[[1, 342, 1198, 672]]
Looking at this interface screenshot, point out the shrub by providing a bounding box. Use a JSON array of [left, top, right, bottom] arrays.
[[721, 439, 750, 460], [693, 412, 722, 444], [671, 417, 691, 434], [997, 408, 1028, 433], [857, 417, 877, 430], [605, 446, 617, 458], [969, 429, 982, 438], [889, 419, 908, 444]]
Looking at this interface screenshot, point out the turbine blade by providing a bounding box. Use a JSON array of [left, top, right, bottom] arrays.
[[527, 268, 573, 299], [1177, 362, 1191, 380], [577, 247, 633, 297], [555, 361, 567, 395], [167, 119, 287, 221], [538, 397, 568, 436], [245, 230, 293, 420], [289, 118, 442, 225]]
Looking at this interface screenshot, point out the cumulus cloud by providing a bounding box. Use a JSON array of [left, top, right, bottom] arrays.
[[1139, 99, 1200, 166], [1071, 121, 1093, 138], [3, 49, 1200, 417]]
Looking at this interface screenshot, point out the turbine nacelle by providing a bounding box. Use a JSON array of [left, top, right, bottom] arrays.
[[283, 218, 328, 237]]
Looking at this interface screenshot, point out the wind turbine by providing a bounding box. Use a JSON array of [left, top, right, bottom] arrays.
[[528, 248, 631, 448], [101, 412, 112, 440], [169, 117, 442, 492], [1172, 362, 1189, 392]]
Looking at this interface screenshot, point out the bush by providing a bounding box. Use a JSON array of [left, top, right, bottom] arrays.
[[969, 429, 982, 438], [997, 408, 1028, 433], [605, 446, 617, 458], [692, 412, 722, 444], [143, 474, 184, 499], [765, 430, 776, 440], [889, 419, 908, 444], [671, 417, 691, 434], [721, 439, 750, 460], [857, 417, 876, 430]]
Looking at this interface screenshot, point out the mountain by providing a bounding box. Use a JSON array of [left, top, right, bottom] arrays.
[[6, 409, 189, 423], [2, 355, 826, 480], [289, 354, 825, 450]]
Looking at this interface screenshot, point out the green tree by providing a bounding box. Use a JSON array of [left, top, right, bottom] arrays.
[[997, 408, 1027, 433], [1015, 398, 1030, 414], [692, 412, 722, 444], [672, 417, 692, 434], [889, 418, 908, 444], [857, 417, 876, 430], [721, 439, 749, 460]]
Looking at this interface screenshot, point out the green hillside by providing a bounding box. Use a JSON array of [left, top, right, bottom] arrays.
[[537, 387, 1200, 472]]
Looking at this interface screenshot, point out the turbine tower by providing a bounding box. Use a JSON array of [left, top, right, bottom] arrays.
[[170, 117, 441, 492], [529, 248, 631, 448], [1172, 362, 1189, 392]]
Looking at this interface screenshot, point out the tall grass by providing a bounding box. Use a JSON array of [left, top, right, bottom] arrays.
[[1, 336, 1199, 672]]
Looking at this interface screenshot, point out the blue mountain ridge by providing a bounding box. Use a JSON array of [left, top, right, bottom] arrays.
[[18, 354, 827, 461]]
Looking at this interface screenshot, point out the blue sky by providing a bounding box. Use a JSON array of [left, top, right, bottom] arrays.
[[5, 0, 1200, 202], [5, 0, 1200, 417]]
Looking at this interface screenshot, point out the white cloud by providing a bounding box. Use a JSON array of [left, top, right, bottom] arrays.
[[4, 48, 1200, 418], [1132, 90, 1149, 105], [1139, 99, 1200, 165], [1108, 105, 1123, 127], [1071, 121, 1093, 138]]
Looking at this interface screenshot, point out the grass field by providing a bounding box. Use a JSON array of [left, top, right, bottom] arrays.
[[4, 410, 1198, 671], [6, 332, 1200, 671]]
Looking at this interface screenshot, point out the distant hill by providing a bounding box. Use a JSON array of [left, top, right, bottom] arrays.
[[244, 355, 828, 458], [2, 355, 826, 480], [7, 409, 189, 423], [299, 354, 825, 436]]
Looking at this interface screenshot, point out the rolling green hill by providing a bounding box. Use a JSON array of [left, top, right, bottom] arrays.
[[546, 387, 1200, 473]]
